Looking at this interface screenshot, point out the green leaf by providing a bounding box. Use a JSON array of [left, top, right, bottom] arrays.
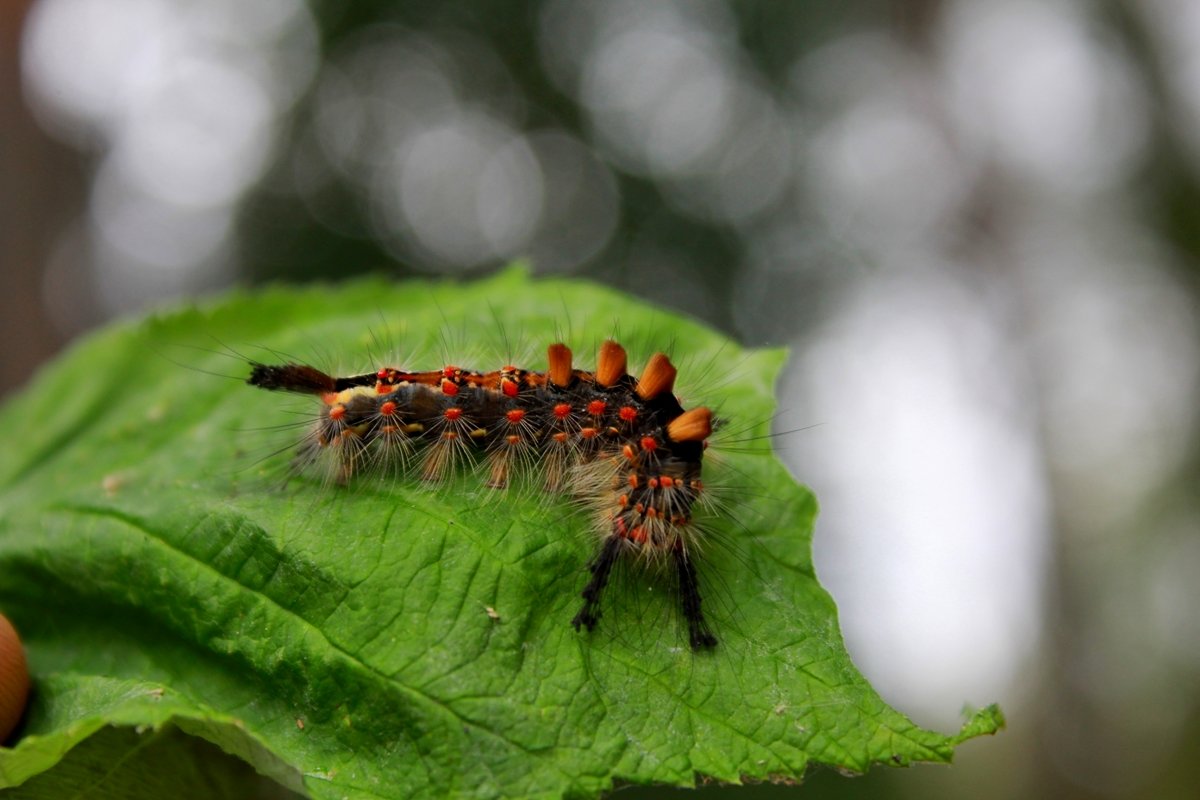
[[0, 266, 1002, 798]]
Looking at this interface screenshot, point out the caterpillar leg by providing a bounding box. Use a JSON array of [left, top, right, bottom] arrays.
[[572, 536, 623, 633], [674, 547, 717, 651]]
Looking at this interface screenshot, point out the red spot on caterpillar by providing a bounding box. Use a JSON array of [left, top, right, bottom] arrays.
[[505, 434, 521, 445], [587, 399, 607, 416], [328, 405, 346, 421], [648, 477, 660, 489], [501, 378, 519, 398], [505, 409, 526, 424], [618, 494, 629, 507], [553, 403, 571, 419], [440, 379, 458, 396], [380, 401, 398, 416], [630, 525, 647, 543], [640, 436, 657, 452], [552, 431, 569, 443], [444, 407, 463, 421], [377, 368, 389, 379], [660, 475, 675, 488], [579, 427, 598, 439], [618, 406, 637, 423], [442, 365, 458, 378]]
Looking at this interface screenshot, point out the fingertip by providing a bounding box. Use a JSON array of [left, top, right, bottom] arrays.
[[0, 612, 29, 743]]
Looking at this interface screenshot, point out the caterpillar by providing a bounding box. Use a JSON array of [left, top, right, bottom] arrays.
[[245, 339, 721, 650]]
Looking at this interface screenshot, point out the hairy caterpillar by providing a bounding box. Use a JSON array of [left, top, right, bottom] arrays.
[[246, 339, 721, 650]]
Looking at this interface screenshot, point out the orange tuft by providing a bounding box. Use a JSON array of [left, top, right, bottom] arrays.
[[635, 353, 677, 400], [666, 407, 712, 442], [552, 431, 569, 443], [328, 404, 346, 421], [596, 340, 627, 387], [547, 343, 573, 387], [579, 427, 598, 439]]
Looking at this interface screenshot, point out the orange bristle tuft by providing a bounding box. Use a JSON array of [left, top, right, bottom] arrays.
[[635, 353, 677, 400], [596, 340, 627, 387], [666, 407, 712, 442], [547, 343, 573, 387]]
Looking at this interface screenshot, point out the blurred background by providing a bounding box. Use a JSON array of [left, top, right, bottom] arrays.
[[4, 0, 1200, 797]]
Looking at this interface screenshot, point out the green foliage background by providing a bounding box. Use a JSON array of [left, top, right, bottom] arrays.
[[0, 269, 1000, 798]]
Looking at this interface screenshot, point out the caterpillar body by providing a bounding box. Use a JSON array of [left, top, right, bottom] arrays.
[[247, 339, 721, 650]]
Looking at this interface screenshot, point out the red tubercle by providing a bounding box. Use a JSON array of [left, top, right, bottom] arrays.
[[501, 378, 519, 398], [579, 427, 598, 439], [618, 406, 637, 423], [587, 400, 607, 417], [553, 402, 571, 419], [328, 405, 346, 421], [440, 378, 459, 396], [640, 436, 657, 452], [506, 408, 526, 424], [444, 407, 463, 421], [379, 400, 398, 417]]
